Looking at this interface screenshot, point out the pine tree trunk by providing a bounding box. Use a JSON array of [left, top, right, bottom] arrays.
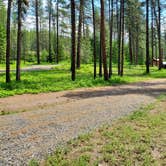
[[158, 0, 162, 70], [116, 0, 119, 37], [129, 27, 133, 64], [100, 0, 108, 80], [151, 1, 154, 66], [56, 0, 59, 64], [76, 0, 84, 69], [6, 0, 12, 83], [71, 0, 76, 81], [109, 0, 113, 78], [99, 28, 102, 77], [146, 0, 150, 73], [16, 0, 22, 81], [118, 0, 122, 75], [92, 0, 96, 79], [36, 0, 40, 64], [48, 0, 52, 63], [135, 25, 139, 65], [120, 0, 124, 76]]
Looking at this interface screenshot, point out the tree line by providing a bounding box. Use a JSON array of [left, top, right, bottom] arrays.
[[0, 0, 165, 83]]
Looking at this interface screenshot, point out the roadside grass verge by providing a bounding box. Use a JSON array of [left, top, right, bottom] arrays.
[[29, 96, 166, 166], [0, 63, 166, 98]]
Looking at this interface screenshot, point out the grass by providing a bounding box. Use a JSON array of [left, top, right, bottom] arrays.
[[29, 96, 166, 166], [0, 62, 166, 98]]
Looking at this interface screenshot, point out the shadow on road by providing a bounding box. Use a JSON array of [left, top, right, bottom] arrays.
[[63, 81, 166, 99]]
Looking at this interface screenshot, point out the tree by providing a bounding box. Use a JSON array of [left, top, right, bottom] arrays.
[[16, 0, 22, 81], [157, 0, 162, 70], [128, 27, 133, 64], [35, 0, 40, 64], [146, 0, 150, 74], [92, 0, 96, 79], [100, 0, 108, 80], [16, 0, 29, 81], [151, 0, 154, 66], [76, 0, 84, 69], [6, 0, 12, 83], [56, 0, 59, 64], [48, 0, 53, 63], [108, 0, 113, 78], [120, 0, 124, 76], [118, 0, 122, 75], [71, 0, 76, 81]]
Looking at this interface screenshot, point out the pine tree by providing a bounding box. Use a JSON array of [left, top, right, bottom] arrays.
[[76, 0, 84, 69], [71, 0, 76, 81], [35, 0, 40, 64], [6, 0, 12, 83], [16, 0, 29, 81], [92, 0, 96, 79], [146, 0, 150, 73], [100, 0, 108, 80]]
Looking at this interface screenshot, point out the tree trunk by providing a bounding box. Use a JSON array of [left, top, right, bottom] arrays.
[[116, 0, 119, 37], [82, 10, 85, 37], [146, 0, 150, 73], [92, 0, 96, 79], [71, 0, 76, 81], [48, 0, 52, 63], [36, 0, 40, 64], [6, 0, 12, 83], [118, 0, 122, 75], [56, 0, 59, 64], [151, 1, 154, 66], [135, 25, 139, 65], [109, 0, 113, 78], [16, 0, 22, 81], [128, 27, 133, 64], [120, 0, 124, 76], [100, 0, 108, 80], [76, 0, 84, 69], [158, 0, 162, 70], [99, 28, 102, 77]]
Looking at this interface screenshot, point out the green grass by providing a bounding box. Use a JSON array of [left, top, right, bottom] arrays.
[[30, 98, 166, 166], [0, 62, 166, 98]]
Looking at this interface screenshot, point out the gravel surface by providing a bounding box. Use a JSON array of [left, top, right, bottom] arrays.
[[0, 79, 166, 165], [0, 65, 57, 73]]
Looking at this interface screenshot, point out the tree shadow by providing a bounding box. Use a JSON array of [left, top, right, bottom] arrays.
[[63, 81, 166, 99]]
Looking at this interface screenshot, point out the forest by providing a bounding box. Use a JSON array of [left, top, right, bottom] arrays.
[[0, 0, 166, 165], [0, 0, 165, 83]]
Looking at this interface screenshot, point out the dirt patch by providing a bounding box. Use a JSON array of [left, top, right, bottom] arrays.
[[0, 79, 166, 115], [0, 79, 166, 165]]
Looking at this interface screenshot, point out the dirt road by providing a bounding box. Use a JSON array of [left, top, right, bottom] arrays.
[[0, 79, 166, 165]]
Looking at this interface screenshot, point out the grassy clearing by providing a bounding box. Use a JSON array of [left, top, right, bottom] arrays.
[[0, 62, 166, 98], [29, 96, 166, 166]]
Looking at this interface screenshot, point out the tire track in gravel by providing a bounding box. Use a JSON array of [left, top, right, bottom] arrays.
[[0, 79, 166, 165]]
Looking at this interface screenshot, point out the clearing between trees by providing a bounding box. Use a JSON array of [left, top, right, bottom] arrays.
[[0, 79, 166, 165]]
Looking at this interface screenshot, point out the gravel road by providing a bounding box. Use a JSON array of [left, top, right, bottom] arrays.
[[0, 79, 166, 165], [0, 65, 57, 73]]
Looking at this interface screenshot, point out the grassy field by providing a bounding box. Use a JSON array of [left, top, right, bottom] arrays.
[[0, 62, 166, 98], [29, 96, 166, 166]]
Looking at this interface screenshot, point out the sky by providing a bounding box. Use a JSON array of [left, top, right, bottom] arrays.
[[2, 0, 166, 31]]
